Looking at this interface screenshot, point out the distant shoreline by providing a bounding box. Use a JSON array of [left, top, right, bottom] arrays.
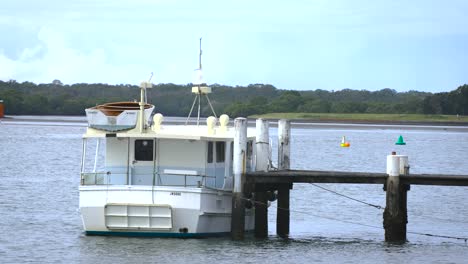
[[2, 115, 468, 132], [251, 113, 468, 127], [257, 117, 468, 127]]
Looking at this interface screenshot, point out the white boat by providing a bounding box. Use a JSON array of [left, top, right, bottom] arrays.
[[79, 44, 260, 237]]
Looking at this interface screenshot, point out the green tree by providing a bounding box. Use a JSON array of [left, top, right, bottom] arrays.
[[268, 91, 303, 112], [297, 99, 331, 113]]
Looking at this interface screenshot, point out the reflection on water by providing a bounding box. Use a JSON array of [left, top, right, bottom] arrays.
[[1, 123, 467, 263]]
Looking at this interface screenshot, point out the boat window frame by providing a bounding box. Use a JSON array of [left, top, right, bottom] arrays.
[[134, 139, 155, 161], [207, 141, 213, 164], [216, 141, 225, 163]]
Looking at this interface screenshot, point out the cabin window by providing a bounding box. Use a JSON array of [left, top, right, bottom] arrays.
[[135, 139, 154, 161], [247, 140, 253, 160], [231, 142, 234, 161], [207, 141, 213, 163], [216, 142, 225, 162]]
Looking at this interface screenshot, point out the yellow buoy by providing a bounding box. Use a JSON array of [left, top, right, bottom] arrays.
[[340, 136, 350, 147]]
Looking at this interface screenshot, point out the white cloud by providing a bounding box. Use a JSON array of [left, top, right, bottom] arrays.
[[0, 27, 158, 84]]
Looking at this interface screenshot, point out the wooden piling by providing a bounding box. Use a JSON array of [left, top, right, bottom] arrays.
[[254, 188, 268, 238], [277, 183, 291, 238], [278, 119, 290, 170], [383, 154, 409, 243], [254, 119, 270, 238], [277, 119, 291, 238], [255, 118, 270, 172], [231, 117, 247, 240]]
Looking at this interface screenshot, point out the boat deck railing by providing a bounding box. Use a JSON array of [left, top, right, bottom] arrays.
[[80, 172, 218, 188]]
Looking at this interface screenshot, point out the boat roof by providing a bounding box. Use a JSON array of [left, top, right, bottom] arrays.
[[83, 123, 256, 141]]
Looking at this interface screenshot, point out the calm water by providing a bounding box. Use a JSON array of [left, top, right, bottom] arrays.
[[1, 120, 468, 263]]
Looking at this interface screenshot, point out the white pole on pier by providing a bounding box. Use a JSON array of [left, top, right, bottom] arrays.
[[278, 119, 290, 170], [231, 117, 247, 240], [254, 118, 269, 238], [255, 118, 270, 172], [233, 118, 247, 193], [277, 119, 291, 238]]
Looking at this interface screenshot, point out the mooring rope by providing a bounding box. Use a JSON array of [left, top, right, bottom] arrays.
[[242, 197, 468, 242], [307, 183, 468, 224], [309, 183, 384, 210]]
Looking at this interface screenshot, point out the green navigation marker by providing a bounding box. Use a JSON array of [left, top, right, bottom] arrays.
[[395, 135, 406, 145]]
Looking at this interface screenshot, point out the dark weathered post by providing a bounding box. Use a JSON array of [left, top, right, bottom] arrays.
[[277, 183, 291, 238], [254, 119, 269, 238], [383, 154, 409, 243], [254, 187, 268, 238], [277, 119, 291, 238], [231, 117, 247, 240]]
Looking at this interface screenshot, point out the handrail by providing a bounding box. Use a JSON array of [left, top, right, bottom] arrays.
[[81, 172, 110, 185], [156, 172, 216, 187], [80, 171, 216, 188]]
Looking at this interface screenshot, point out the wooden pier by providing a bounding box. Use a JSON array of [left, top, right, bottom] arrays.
[[246, 169, 468, 241], [230, 118, 468, 243]]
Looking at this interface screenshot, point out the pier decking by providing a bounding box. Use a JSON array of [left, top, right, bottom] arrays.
[[246, 170, 468, 186]]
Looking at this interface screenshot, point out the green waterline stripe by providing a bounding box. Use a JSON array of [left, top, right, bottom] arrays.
[[85, 230, 231, 238]]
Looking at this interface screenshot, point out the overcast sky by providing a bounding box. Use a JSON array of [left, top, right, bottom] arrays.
[[1, 0, 467, 92]]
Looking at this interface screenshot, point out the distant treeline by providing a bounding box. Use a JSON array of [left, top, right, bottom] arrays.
[[0, 80, 467, 117]]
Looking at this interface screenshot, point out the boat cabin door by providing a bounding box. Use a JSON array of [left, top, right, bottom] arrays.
[[130, 139, 156, 185], [206, 141, 226, 189]]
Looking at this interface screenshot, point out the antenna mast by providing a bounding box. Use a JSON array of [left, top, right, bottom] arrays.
[[199, 37, 202, 70], [185, 38, 217, 126]]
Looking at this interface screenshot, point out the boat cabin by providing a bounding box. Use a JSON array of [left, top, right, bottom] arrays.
[[81, 117, 256, 191]]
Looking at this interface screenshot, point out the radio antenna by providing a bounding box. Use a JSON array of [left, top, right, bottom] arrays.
[[185, 38, 217, 126], [199, 37, 202, 70]]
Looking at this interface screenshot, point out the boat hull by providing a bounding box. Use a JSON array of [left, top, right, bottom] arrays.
[[79, 185, 254, 237]]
